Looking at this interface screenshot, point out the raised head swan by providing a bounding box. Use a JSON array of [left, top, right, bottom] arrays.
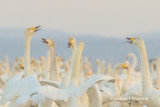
[[42, 38, 60, 81], [60, 37, 77, 88], [126, 37, 160, 107], [1, 26, 45, 107]]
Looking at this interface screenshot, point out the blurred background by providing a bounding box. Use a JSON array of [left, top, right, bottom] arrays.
[[0, 0, 160, 68]]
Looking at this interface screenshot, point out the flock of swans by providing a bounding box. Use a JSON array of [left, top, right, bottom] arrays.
[[0, 26, 160, 107]]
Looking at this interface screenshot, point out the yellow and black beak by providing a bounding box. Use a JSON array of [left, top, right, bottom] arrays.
[[30, 26, 41, 32], [18, 64, 24, 69], [67, 38, 73, 48], [126, 38, 135, 44], [121, 63, 128, 69], [42, 38, 48, 44]]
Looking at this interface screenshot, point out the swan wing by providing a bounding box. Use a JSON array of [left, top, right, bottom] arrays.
[[39, 80, 60, 88], [1, 76, 40, 104], [80, 74, 115, 96], [7, 72, 24, 84], [38, 85, 69, 102], [87, 85, 103, 107], [16, 92, 46, 105], [1, 72, 24, 104]]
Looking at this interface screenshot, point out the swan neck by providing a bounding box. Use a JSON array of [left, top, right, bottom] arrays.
[[59, 43, 77, 88], [113, 65, 120, 77], [131, 55, 137, 72], [138, 42, 153, 90], [70, 45, 83, 86], [49, 47, 58, 81], [72, 42, 77, 57], [24, 36, 32, 76], [45, 51, 50, 80]]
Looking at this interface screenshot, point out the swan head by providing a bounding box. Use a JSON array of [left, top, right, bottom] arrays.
[[15, 63, 24, 71], [121, 61, 130, 69], [116, 62, 129, 70], [24, 26, 41, 36], [67, 37, 76, 48], [42, 38, 55, 47], [126, 37, 144, 47], [121, 62, 129, 69], [18, 64, 24, 70]]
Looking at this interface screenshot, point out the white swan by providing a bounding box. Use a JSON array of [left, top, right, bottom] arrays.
[[99, 62, 128, 106], [127, 37, 160, 107], [120, 61, 141, 95], [42, 38, 60, 81], [1, 26, 45, 107], [60, 37, 77, 88]]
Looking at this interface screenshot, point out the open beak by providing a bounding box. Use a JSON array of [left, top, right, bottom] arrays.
[[34, 26, 41, 32], [42, 38, 48, 44], [126, 38, 135, 44], [67, 41, 72, 48]]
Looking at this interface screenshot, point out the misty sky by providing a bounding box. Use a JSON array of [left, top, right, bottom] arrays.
[[0, 0, 160, 37]]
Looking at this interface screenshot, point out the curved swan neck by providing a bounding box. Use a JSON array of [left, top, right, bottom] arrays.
[[70, 43, 84, 86], [138, 41, 153, 90], [49, 46, 59, 81], [24, 36, 32, 76]]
